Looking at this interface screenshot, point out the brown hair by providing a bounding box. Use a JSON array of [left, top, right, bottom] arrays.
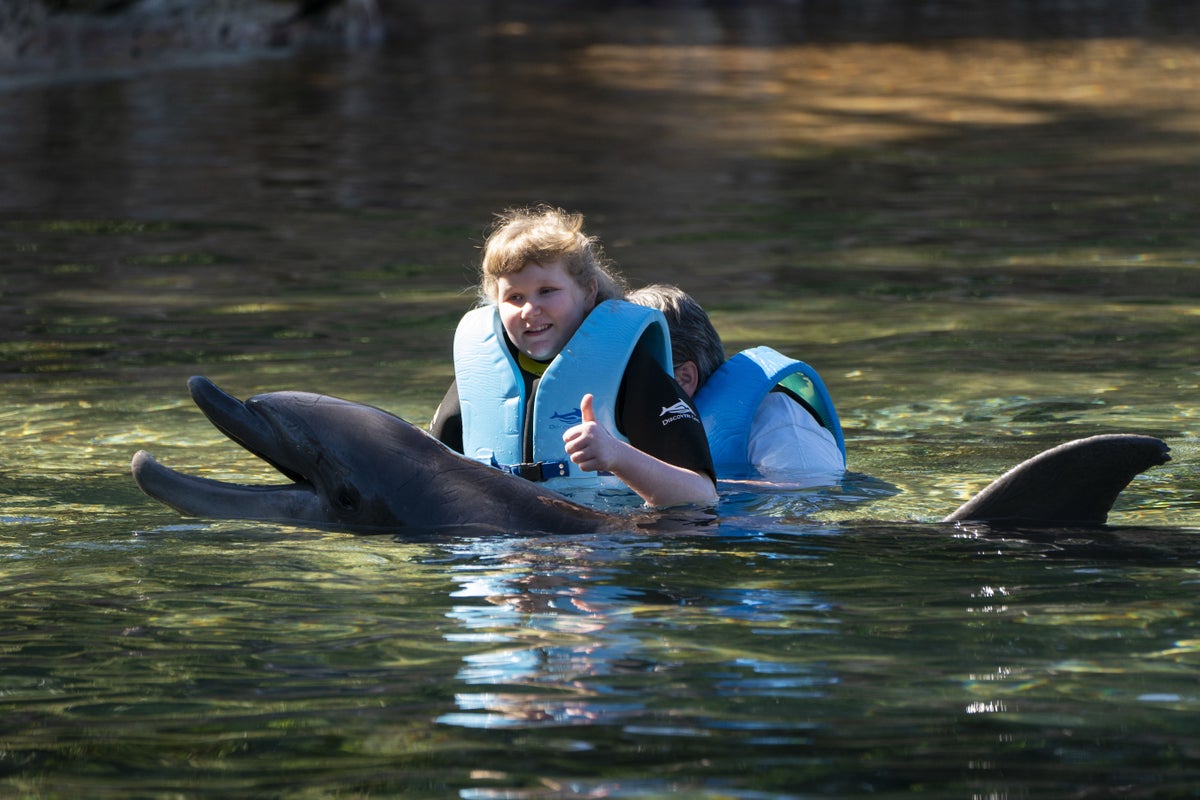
[[628, 283, 726, 386], [478, 205, 627, 305]]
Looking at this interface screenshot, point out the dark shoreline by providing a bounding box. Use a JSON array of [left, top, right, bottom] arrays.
[[5, 0, 1200, 78]]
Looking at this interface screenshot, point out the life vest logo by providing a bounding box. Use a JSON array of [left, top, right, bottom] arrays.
[[659, 399, 699, 426], [550, 409, 583, 426]]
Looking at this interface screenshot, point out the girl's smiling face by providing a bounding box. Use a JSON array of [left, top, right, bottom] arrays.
[[496, 259, 598, 362]]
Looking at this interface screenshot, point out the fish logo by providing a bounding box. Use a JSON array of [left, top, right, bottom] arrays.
[[551, 409, 583, 426], [660, 400, 694, 418], [659, 399, 699, 426]]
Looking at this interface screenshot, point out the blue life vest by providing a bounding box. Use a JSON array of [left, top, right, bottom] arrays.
[[693, 346, 846, 472], [452, 299, 673, 489]]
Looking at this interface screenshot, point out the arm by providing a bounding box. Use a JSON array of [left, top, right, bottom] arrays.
[[428, 380, 463, 453], [563, 394, 718, 508]]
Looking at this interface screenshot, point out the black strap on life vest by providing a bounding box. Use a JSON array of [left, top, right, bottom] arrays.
[[491, 457, 571, 483]]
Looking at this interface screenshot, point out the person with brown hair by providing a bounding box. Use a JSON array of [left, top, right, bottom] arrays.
[[628, 283, 845, 479], [430, 206, 716, 509]]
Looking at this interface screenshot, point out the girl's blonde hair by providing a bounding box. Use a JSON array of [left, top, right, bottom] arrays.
[[478, 205, 627, 305]]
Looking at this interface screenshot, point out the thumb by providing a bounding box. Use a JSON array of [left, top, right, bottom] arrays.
[[579, 393, 596, 424]]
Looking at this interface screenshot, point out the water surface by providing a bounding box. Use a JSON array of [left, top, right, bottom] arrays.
[[2, 5, 1199, 797]]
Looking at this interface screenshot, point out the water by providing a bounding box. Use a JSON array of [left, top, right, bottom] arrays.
[[2, 3, 1200, 796]]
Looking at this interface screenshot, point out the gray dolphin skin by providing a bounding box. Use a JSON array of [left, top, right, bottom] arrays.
[[130, 377, 1171, 534], [131, 376, 619, 535], [941, 433, 1170, 524]]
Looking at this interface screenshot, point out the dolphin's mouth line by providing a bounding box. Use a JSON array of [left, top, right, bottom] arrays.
[[129, 377, 326, 522], [214, 407, 312, 490], [187, 376, 316, 492]]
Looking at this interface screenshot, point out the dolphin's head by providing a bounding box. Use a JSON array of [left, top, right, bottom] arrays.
[[131, 377, 620, 535], [132, 377, 464, 532]]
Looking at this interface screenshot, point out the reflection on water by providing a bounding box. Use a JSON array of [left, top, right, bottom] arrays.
[[2, 3, 1200, 797], [429, 528, 1200, 797]]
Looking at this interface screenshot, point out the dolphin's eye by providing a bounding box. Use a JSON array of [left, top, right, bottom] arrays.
[[335, 486, 360, 512]]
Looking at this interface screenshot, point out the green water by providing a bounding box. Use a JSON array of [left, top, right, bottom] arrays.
[[2, 4, 1200, 797]]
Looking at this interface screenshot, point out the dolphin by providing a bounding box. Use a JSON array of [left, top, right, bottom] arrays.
[[131, 376, 620, 535], [130, 377, 1172, 535]]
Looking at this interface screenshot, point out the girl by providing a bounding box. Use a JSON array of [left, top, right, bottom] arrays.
[[430, 206, 716, 509]]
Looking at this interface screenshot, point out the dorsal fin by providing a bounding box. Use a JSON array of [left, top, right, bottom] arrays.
[[943, 434, 1170, 524]]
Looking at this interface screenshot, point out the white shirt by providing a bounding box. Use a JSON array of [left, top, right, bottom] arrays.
[[747, 392, 845, 478]]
